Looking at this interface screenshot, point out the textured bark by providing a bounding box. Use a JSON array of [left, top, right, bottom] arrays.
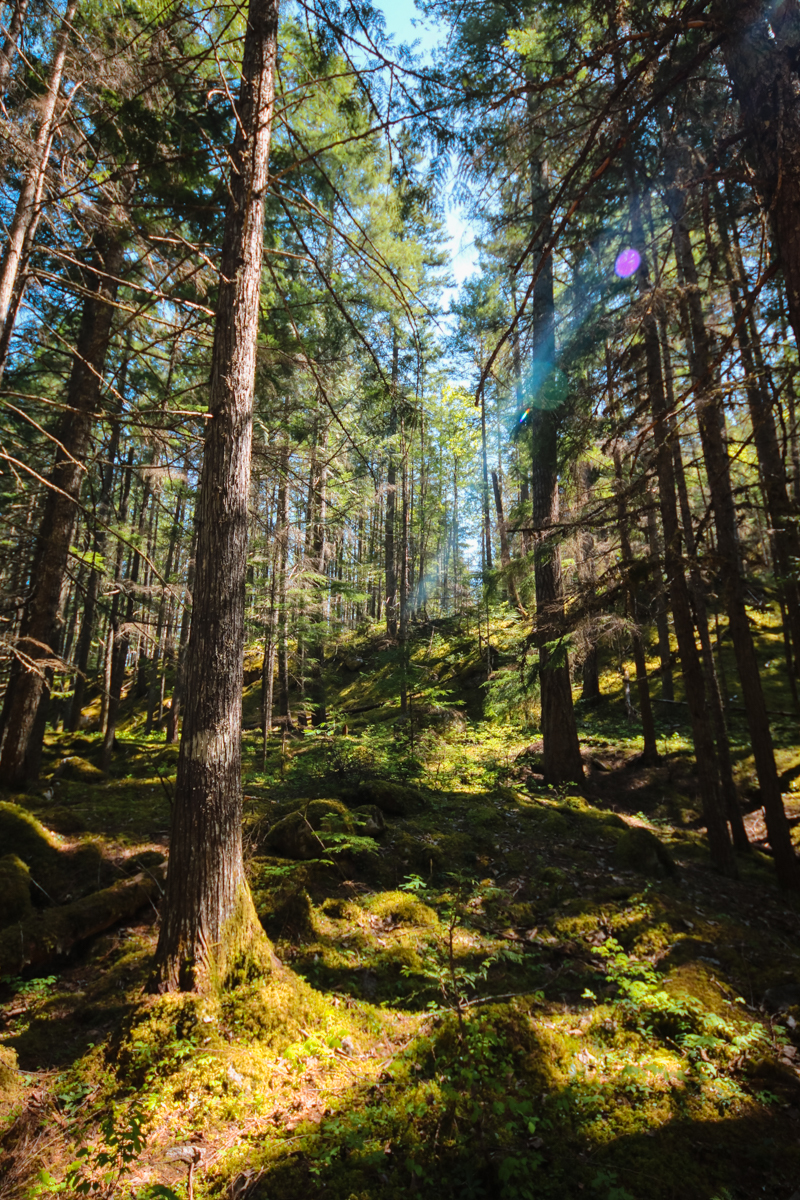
[[151, 0, 280, 991], [0, 233, 122, 785], [669, 191, 798, 887]]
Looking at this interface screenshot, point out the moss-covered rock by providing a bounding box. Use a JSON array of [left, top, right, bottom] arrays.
[[344, 780, 426, 816], [265, 800, 354, 860], [0, 801, 62, 877], [613, 826, 676, 876], [55, 755, 105, 782], [353, 804, 386, 836], [0, 853, 32, 926]]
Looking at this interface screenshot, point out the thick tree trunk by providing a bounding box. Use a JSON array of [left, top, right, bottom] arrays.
[[151, 0, 280, 992], [669, 192, 798, 888], [0, 232, 122, 785], [645, 502, 674, 702]]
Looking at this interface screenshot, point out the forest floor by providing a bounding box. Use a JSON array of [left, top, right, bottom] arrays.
[[2, 610, 800, 1199]]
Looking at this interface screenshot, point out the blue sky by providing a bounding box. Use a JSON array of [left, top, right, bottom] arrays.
[[376, 0, 478, 292]]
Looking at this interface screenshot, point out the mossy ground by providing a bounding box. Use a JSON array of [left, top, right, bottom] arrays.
[[2, 609, 800, 1198]]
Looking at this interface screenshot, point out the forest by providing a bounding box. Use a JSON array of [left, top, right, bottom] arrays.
[[3, 0, 800, 1195]]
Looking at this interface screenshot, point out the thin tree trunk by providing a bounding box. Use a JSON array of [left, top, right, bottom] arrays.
[[0, 0, 77, 332], [0, 231, 122, 785], [629, 194, 735, 876], [151, 0, 280, 992], [0, 0, 29, 91], [528, 151, 583, 785], [669, 189, 797, 887]]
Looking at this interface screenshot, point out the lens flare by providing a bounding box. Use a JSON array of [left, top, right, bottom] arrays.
[[614, 247, 641, 278], [519, 408, 531, 423]]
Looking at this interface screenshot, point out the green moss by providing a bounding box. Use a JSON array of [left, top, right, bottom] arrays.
[[0, 1044, 18, 1091], [56, 756, 105, 782], [265, 800, 355, 860], [0, 854, 32, 926], [364, 891, 439, 928], [345, 780, 427, 816], [613, 826, 676, 876]]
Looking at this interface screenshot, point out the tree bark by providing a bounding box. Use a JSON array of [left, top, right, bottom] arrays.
[[0, 231, 123, 785], [528, 153, 583, 785], [0, 0, 29, 92], [151, 0, 280, 992]]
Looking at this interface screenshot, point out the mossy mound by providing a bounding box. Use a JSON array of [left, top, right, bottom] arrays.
[[0, 802, 61, 877], [344, 780, 426, 816], [353, 804, 386, 836], [364, 890, 438, 928], [265, 800, 354, 860], [55, 755, 105, 782], [41, 806, 88, 834], [0, 1044, 18, 1091], [0, 800, 113, 903], [613, 826, 676, 876], [0, 854, 32, 926]]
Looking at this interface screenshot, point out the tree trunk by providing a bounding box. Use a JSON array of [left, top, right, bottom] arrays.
[[628, 195, 735, 876], [528, 153, 583, 785], [714, 0, 800, 356], [0, 231, 123, 785], [612, 441, 658, 763], [0, 0, 29, 91], [151, 0, 280, 992], [0, 0, 77, 332], [645, 501, 674, 701], [669, 188, 798, 887], [384, 335, 399, 636]]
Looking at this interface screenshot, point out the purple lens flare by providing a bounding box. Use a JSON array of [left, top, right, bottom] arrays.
[[614, 248, 641, 278]]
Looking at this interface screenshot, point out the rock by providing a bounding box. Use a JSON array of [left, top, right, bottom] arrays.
[[353, 805, 386, 836], [612, 826, 676, 877], [344, 781, 426, 817], [264, 800, 354, 860], [0, 854, 32, 926], [343, 655, 364, 671]]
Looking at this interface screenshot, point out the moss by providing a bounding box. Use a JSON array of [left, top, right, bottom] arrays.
[[0, 801, 62, 877], [0, 854, 32, 926], [364, 891, 439, 928], [265, 800, 355, 860], [344, 780, 427, 816], [613, 827, 676, 876], [0, 1044, 18, 1091], [56, 755, 105, 782], [0, 800, 110, 902]]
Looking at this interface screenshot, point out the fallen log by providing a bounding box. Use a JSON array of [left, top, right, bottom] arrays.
[[0, 865, 166, 976]]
